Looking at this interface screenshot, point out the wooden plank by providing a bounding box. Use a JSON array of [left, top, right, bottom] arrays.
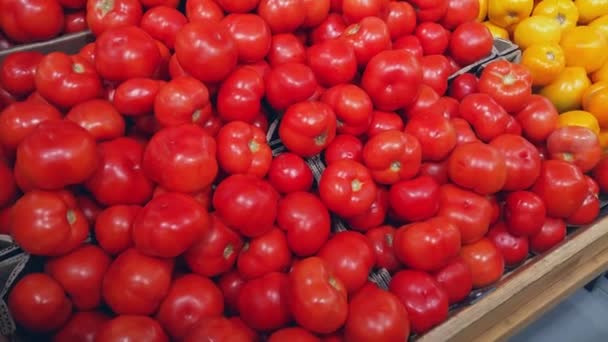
[[419, 215, 608, 342]]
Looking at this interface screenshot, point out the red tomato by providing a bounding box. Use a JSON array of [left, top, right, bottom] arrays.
[[52, 311, 111, 342], [257, 0, 306, 33], [175, 21, 238, 83], [487, 221, 529, 267], [143, 124, 218, 193], [310, 13, 347, 44], [478, 60, 533, 113], [0, 0, 64, 43], [405, 113, 457, 161], [45, 245, 111, 311], [0, 51, 43, 97], [532, 160, 588, 218], [96, 316, 168, 342], [321, 84, 372, 135], [438, 184, 493, 244], [216, 121, 272, 177], [184, 316, 253, 342], [277, 192, 331, 256], [185, 0, 223, 22], [346, 187, 389, 231], [433, 257, 473, 304], [389, 175, 440, 222], [324, 134, 363, 165], [449, 73, 479, 101], [213, 174, 279, 238], [215, 0, 259, 12], [420, 55, 451, 96], [415, 22, 449, 56], [319, 160, 377, 217], [393, 35, 424, 57], [342, 0, 384, 22], [267, 33, 307, 66], [102, 248, 174, 315], [95, 26, 161, 82], [449, 22, 493, 66], [94, 205, 140, 255], [441, 0, 480, 29], [154, 77, 211, 127], [300, 0, 330, 27], [279, 101, 337, 157], [365, 225, 401, 271], [237, 272, 292, 331], [222, 14, 271, 63], [86, 0, 142, 36], [451, 118, 479, 146], [418, 160, 449, 185], [85, 137, 154, 205], [593, 156, 608, 193], [65, 99, 125, 141], [237, 228, 292, 279], [567, 192, 600, 225], [394, 217, 461, 271], [64, 11, 88, 33], [268, 153, 314, 194], [382, 1, 416, 40], [389, 270, 449, 334], [503, 191, 546, 237], [345, 284, 410, 342], [362, 130, 421, 184], [269, 327, 320, 342], [459, 93, 510, 142], [362, 49, 422, 111], [460, 238, 504, 288], [367, 111, 404, 137], [217, 67, 265, 123], [289, 257, 348, 334], [140, 6, 187, 50], [266, 63, 317, 111], [529, 217, 567, 253], [342, 16, 391, 67], [112, 78, 162, 116], [515, 95, 559, 143], [403, 84, 440, 119], [409, 0, 449, 22], [547, 126, 602, 173], [218, 270, 246, 315], [318, 231, 375, 294], [156, 274, 223, 340], [8, 273, 72, 333], [489, 134, 542, 191], [308, 39, 357, 88], [448, 141, 507, 194]]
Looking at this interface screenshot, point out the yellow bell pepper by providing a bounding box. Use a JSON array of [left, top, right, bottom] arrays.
[[592, 60, 608, 82], [540, 67, 592, 113], [589, 15, 608, 39], [521, 43, 566, 86], [598, 130, 608, 151], [483, 21, 510, 39], [557, 110, 601, 135], [533, 0, 580, 33], [488, 0, 534, 28], [582, 81, 608, 128], [478, 0, 488, 22], [514, 16, 562, 50], [574, 0, 608, 24], [560, 25, 608, 74]]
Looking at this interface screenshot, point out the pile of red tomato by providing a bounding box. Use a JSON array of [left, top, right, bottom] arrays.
[[1, 0, 608, 341]]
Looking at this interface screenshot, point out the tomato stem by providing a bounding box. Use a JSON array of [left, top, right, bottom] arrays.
[[96, 0, 115, 16], [351, 179, 362, 192], [503, 73, 516, 85], [72, 63, 85, 74], [249, 140, 260, 153], [192, 109, 202, 123], [66, 210, 76, 225], [314, 133, 327, 146], [223, 244, 234, 259], [384, 233, 393, 247], [390, 161, 401, 172]]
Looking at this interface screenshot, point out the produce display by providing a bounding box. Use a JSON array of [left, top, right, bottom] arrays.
[[0, 0, 607, 341]]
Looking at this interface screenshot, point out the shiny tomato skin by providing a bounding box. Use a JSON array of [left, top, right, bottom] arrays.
[[0, 100, 62, 152], [267, 33, 307, 66], [95, 26, 161, 82], [217, 66, 265, 123], [367, 111, 404, 137], [382, 1, 416, 40], [216, 121, 272, 177], [175, 21, 238, 83], [185, 0, 223, 23], [365, 225, 401, 272], [409, 0, 448, 23], [393, 35, 424, 57], [269, 327, 320, 342], [322, 84, 373, 135], [363, 130, 422, 185], [389, 175, 440, 223], [459, 93, 510, 142], [451, 117, 479, 146], [460, 238, 504, 288], [257, 0, 306, 33], [547, 126, 602, 173], [213, 174, 279, 238], [307, 37, 357, 88], [389, 270, 449, 334], [441, 0, 479, 28], [319, 160, 377, 218], [503, 191, 546, 237], [346, 187, 389, 232], [51, 311, 111, 342], [394, 217, 461, 272], [96, 316, 169, 342], [489, 134, 542, 191], [113, 78, 162, 116], [449, 22, 493, 66], [94, 205, 140, 255], [279, 101, 337, 157], [361, 49, 422, 112], [237, 228, 292, 279], [140, 6, 187, 50], [0, 51, 43, 97], [266, 62, 317, 111], [184, 316, 253, 342], [449, 73, 478, 101], [218, 270, 246, 315], [156, 274, 224, 340], [154, 76, 211, 127], [438, 184, 493, 244], [8, 273, 72, 333], [568, 192, 601, 226], [515, 95, 559, 143], [310, 13, 346, 44], [85, 137, 154, 206], [65, 99, 125, 141], [64, 11, 88, 33], [405, 112, 457, 161], [323, 134, 363, 165], [143, 124, 218, 193], [237, 272, 292, 331], [415, 22, 449, 56], [15, 120, 98, 190], [277, 192, 331, 257], [433, 257, 473, 304], [403, 84, 440, 119], [342, 16, 391, 67], [418, 160, 449, 185], [268, 153, 314, 194], [345, 284, 410, 342], [288, 257, 348, 334], [86, 0, 142, 36], [0, 0, 64, 43], [529, 217, 567, 254], [448, 141, 507, 195], [222, 13, 272, 63], [487, 222, 530, 267], [532, 160, 588, 218], [420, 55, 451, 96], [102, 248, 174, 315], [593, 157, 608, 194], [45, 245, 111, 311], [318, 231, 375, 294]]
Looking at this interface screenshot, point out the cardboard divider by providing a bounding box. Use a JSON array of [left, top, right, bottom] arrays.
[[0, 31, 95, 64]]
